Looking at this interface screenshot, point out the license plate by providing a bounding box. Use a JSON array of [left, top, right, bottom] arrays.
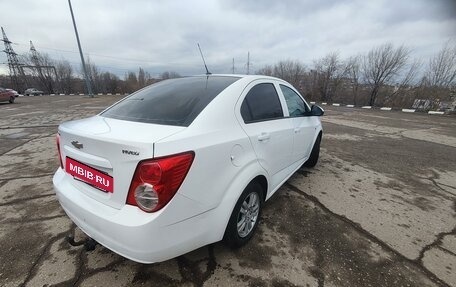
[[65, 157, 114, 193]]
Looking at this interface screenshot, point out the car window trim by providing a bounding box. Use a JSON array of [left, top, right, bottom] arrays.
[[243, 115, 289, 124]]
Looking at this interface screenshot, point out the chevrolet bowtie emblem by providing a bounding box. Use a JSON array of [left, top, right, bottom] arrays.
[[71, 141, 83, 149]]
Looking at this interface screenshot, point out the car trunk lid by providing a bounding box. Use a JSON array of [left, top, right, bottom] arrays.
[[58, 115, 185, 209]]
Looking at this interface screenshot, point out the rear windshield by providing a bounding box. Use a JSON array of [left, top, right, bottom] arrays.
[[102, 76, 240, 126]]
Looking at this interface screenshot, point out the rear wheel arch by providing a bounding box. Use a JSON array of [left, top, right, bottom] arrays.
[[251, 175, 267, 202], [224, 172, 268, 220], [223, 177, 266, 247], [212, 166, 268, 241]]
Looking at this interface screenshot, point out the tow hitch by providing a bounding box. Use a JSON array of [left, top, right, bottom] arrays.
[[66, 234, 98, 251]]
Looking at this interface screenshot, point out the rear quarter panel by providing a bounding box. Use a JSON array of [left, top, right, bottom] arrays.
[[154, 78, 267, 211]]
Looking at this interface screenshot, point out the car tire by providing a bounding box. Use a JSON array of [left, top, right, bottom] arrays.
[[303, 134, 321, 168], [223, 181, 263, 248], [9, 96, 15, 103]]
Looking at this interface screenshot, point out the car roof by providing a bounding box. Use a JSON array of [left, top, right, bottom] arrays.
[[189, 74, 282, 82]]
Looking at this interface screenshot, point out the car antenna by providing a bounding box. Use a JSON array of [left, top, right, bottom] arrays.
[[197, 43, 211, 75]]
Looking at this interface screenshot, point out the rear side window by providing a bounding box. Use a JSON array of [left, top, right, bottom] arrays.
[[241, 83, 284, 123], [102, 76, 240, 126]]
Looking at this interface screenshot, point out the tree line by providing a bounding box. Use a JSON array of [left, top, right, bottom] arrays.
[[257, 42, 456, 108], [0, 41, 454, 108], [0, 53, 181, 95]]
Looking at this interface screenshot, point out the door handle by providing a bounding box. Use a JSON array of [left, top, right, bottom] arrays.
[[294, 127, 301, 133], [257, 133, 270, 142]]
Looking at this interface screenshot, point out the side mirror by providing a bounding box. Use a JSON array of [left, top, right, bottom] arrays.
[[310, 105, 324, 116]]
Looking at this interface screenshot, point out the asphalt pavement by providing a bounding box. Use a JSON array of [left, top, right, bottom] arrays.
[[0, 95, 455, 287]]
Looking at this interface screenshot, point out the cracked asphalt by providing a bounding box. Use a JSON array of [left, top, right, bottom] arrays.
[[0, 96, 455, 287]]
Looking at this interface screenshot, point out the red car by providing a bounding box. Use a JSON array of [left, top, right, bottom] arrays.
[[0, 87, 16, 103]]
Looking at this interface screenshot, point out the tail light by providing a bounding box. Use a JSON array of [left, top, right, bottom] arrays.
[[56, 134, 64, 169], [127, 151, 194, 212]]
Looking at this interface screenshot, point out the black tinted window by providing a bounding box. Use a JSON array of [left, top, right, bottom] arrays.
[[241, 83, 283, 123], [102, 76, 240, 126]]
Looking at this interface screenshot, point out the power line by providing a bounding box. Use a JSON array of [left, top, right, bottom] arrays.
[[10, 41, 198, 66], [1, 42, 161, 73], [7, 41, 233, 70], [2, 37, 239, 76], [0, 59, 136, 72]]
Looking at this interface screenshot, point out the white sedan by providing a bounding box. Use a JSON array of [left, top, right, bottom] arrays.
[[53, 74, 323, 263]]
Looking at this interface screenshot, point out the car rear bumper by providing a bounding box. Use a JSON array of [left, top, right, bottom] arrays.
[[53, 168, 213, 263]]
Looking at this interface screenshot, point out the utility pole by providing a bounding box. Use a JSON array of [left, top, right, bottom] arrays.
[[29, 41, 39, 61], [68, 0, 93, 97], [246, 52, 250, 75], [30, 41, 45, 80], [1, 27, 27, 92], [232, 58, 235, 74], [27, 41, 58, 94]]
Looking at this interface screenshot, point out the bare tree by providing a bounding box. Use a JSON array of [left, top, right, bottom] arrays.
[[125, 71, 138, 92], [314, 52, 345, 102], [382, 59, 421, 107], [304, 69, 319, 101], [256, 64, 273, 76], [55, 59, 73, 94], [390, 59, 421, 97], [345, 55, 361, 105], [100, 72, 119, 93], [138, 67, 146, 88], [83, 58, 101, 93], [362, 43, 411, 106], [160, 71, 181, 80], [423, 41, 456, 88], [23, 52, 57, 93], [272, 60, 305, 89]]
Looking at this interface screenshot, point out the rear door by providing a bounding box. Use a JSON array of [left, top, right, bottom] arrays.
[[278, 84, 316, 162], [236, 80, 293, 190]]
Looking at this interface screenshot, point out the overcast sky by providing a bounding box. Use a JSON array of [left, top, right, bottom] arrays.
[[1, 0, 455, 77]]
